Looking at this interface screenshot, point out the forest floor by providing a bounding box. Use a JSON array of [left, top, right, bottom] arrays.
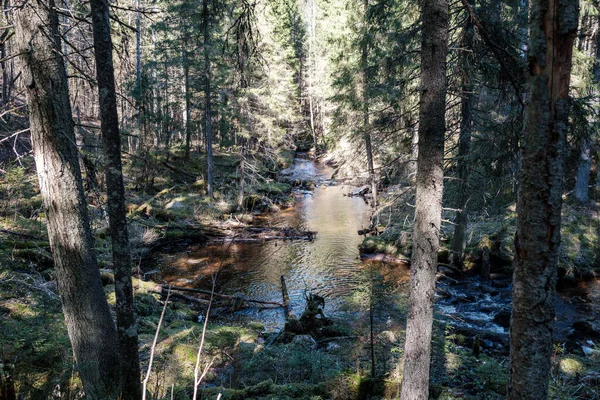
[[1, 148, 600, 399]]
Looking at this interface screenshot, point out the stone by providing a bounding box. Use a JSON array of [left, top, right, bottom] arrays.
[[326, 341, 340, 351], [292, 335, 317, 349], [493, 310, 512, 329], [582, 346, 594, 356]]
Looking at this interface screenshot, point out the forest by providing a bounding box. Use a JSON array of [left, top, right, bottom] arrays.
[[0, 0, 599, 398]]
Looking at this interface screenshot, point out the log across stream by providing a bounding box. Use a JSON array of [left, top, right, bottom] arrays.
[[154, 157, 380, 331], [152, 157, 600, 354]]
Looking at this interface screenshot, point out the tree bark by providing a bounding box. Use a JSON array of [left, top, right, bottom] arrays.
[[14, 0, 119, 396], [574, 137, 591, 202], [361, 0, 377, 209], [400, 0, 448, 398], [508, 0, 578, 398], [203, 0, 214, 197], [184, 47, 192, 160], [89, 0, 143, 396], [451, 0, 475, 268]]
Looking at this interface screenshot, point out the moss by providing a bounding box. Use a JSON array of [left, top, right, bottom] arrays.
[[255, 181, 292, 195], [0, 270, 72, 397], [201, 380, 328, 400], [559, 357, 584, 375]]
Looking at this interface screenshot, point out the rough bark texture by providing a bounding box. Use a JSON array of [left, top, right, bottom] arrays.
[[89, 0, 142, 396], [399, 0, 448, 398], [508, 0, 578, 398], [451, 0, 474, 268], [14, 0, 119, 396]]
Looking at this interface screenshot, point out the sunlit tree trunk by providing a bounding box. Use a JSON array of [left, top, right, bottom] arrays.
[[89, 0, 143, 396], [14, 0, 119, 396], [508, 0, 578, 397], [400, 0, 448, 398]]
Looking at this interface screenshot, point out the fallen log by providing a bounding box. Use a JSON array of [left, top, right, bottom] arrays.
[[159, 285, 284, 307], [209, 227, 317, 243], [0, 229, 45, 241], [360, 253, 409, 265], [164, 290, 211, 306]]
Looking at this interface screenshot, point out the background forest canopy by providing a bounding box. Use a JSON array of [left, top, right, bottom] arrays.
[[1, 0, 598, 215], [1, 0, 600, 398]]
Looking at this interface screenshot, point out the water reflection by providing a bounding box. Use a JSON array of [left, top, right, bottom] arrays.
[[159, 157, 380, 330]]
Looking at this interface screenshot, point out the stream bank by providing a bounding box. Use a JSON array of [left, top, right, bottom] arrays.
[[2, 152, 600, 399]]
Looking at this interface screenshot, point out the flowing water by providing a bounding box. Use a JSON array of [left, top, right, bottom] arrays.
[[156, 156, 600, 344], [158, 156, 405, 331]]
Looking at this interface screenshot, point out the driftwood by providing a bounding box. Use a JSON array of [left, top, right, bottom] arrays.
[[360, 253, 409, 265], [210, 227, 317, 244], [280, 275, 292, 320], [162, 162, 196, 179], [162, 289, 211, 306], [160, 285, 284, 307], [345, 185, 370, 197]]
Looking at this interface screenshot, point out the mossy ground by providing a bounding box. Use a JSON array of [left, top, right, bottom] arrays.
[[2, 150, 600, 398]]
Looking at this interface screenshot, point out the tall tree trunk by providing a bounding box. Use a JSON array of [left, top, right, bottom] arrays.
[[361, 0, 377, 209], [203, 0, 214, 197], [14, 0, 119, 396], [183, 48, 192, 160], [89, 0, 143, 397], [1, 0, 10, 108], [307, 0, 318, 152], [237, 140, 245, 210], [574, 137, 592, 202], [135, 0, 142, 153], [574, 9, 598, 203], [508, 0, 578, 398], [399, 0, 448, 398], [451, 0, 475, 268]]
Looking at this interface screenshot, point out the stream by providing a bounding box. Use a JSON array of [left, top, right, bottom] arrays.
[[155, 156, 600, 353], [158, 156, 390, 331]]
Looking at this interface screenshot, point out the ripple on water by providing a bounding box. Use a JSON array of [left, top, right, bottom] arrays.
[[158, 157, 382, 329]]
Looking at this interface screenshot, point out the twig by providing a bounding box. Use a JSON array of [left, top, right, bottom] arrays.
[[161, 285, 284, 306], [0, 229, 44, 241], [459, 0, 524, 106], [192, 276, 216, 400], [142, 286, 171, 400]]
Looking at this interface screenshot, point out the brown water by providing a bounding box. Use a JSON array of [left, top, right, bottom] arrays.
[[158, 157, 399, 330], [156, 156, 600, 340]]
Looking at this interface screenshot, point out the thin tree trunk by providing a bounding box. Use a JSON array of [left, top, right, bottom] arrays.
[[451, 0, 474, 268], [237, 141, 245, 210], [89, 0, 142, 396], [307, 0, 317, 152], [14, 0, 119, 396], [361, 0, 377, 209], [184, 49, 192, 160], [135, 0, 142, 153], [203, 0, 214, 197], [399, 0, 448, 398], [1, 0, 11, 108], [508, 0, 578, 398], [574, 138, 592, 202]]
